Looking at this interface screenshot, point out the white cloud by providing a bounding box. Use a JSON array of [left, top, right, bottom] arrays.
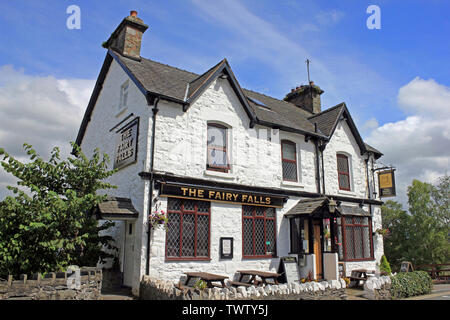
[[366, 77, 450, 206], [0, 65, 94, 200], [314, 9, 345, 26]]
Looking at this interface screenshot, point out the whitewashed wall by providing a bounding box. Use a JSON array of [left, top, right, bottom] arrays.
[[80, 59, 152, 295], [152, 78, 318, 193]]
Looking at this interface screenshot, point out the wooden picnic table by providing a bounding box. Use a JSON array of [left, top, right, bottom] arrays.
[[183, 272, 228, 288], [349, 269, 375, 287], [234, 270, 281, 286]]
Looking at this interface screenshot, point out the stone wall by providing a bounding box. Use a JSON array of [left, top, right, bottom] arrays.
[[362, 276, 392, 300], [139, 276, 348, 300], [0, 267, 102, 300]]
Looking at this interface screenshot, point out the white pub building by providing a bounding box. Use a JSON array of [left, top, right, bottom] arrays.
[[75, 12, 385, 296]]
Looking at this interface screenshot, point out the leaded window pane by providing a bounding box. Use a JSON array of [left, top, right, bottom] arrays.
[[166, 213, 180, 257], [181, 214, 195, 257], [266, 219, 275, 254], [243, 219, 253, 256], [282, 161, 298, 181], [345, 226, 354, 259], [339, 173, 350, 190], [196, 215, 209, 257], [254, 219, 265, 255], [243, 206, 253, 216]]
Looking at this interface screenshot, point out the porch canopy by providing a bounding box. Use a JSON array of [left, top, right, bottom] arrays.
[[96, 196, 139, 220], [284, 197, 341, 219], [284, 197, 370, 218]]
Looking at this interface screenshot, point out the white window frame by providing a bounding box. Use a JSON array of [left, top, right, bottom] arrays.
[[119, 80, 129, 110]]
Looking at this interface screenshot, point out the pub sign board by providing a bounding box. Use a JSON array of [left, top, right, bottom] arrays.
[[159, 183, 285, 208], [378, 169, 396, 198], [114, 119, 138, 170]]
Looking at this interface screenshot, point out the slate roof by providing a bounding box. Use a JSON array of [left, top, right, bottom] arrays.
[[284, 197, 330, 217], [338, 205, 371, 217], [76, 49, 382, 157], [97, 196, 139, 220]]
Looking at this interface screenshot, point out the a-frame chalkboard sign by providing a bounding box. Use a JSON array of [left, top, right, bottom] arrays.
[[278, 256, 300, 284]]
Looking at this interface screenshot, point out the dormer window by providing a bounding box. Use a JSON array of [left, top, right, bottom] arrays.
[[120, 80, 129, 109], [207, 123, 230, 172], [281, 140, 298, 182], [337, 154, 351, 191]]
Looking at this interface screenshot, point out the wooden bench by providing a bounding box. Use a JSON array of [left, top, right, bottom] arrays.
[[229, 281, 253, 287]]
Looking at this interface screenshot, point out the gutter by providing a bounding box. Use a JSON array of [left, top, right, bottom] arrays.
[[145, 95, 160, 276]]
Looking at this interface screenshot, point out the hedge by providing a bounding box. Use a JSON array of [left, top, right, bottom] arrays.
[[390, 271, 433, 299]]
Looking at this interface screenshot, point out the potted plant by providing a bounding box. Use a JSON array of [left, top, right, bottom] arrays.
[[149, 209, 168, 230]]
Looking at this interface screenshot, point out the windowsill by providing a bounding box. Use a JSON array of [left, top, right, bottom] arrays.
[[203, 169, 235, 180], [337, 189, 357, 196], [281, 180, 304, 188], [115, 107, 128, 118]]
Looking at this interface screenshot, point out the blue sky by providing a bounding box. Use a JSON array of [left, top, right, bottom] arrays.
[[0, 0, 449, 205]]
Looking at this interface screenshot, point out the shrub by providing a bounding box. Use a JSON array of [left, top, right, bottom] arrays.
[[390, 271, 433, 299], [379, 255, 392, 275]]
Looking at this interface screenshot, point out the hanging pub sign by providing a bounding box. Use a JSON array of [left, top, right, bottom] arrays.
[[159, 183, 285, 208], [114, 118, 139, 170], [378, 169, 396, 198]]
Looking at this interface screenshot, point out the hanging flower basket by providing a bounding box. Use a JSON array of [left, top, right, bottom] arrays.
[[149, 209, 168, 230], [375, 228, 390, 238]]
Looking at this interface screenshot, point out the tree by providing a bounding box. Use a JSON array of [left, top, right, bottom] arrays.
[[0, 143, 117, 278], [381, 176, 450, 271]]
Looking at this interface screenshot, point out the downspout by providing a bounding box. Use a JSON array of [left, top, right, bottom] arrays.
[[320, 142, 326, 195], [145, 96, 160, 276], [313, 123, 321, 194]]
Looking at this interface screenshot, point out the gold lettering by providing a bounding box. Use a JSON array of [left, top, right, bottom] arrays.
[[247, 195, 254, 203], [226, 193, 232, 201], [181, 187, 189, 196], [233, 194, 239, 201], [254, 196, 261, 204], [242, 194, 248, 202], [265, 197, 271, 204], [209, 191, 215, 199], [215, 192, 222, 200], [198, 189, 204, 198], [189, 188, 196, 197]]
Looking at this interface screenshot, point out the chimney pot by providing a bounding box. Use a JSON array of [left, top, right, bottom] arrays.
[[130, 10, 138, 17]]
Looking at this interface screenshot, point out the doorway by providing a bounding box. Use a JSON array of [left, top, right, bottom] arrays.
[[123, 221, 135, 287], [313, 220, 323, 279]]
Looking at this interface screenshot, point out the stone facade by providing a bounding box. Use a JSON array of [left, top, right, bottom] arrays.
[[0, 268, 102, 300], [78, 14, 384, 297], [363, 276, 392, 300], [139, 276, 348, 300]]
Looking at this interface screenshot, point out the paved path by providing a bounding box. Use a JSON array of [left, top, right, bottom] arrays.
[[100, 287, 136, 300], [403, 284, 450, 300]]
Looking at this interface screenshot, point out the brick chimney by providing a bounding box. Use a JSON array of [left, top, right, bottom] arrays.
[[284, 81, 324, 114], [104, 11, 149, 61]]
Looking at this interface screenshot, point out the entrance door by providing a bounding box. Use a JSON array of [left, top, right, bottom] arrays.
[[313, 220, 323, 279], [123, 221, 135, 287]]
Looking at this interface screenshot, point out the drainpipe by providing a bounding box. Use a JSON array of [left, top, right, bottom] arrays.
[[313, 123, 321, 195], [145, 96, 160, 276], [320, 142, 326, 195]]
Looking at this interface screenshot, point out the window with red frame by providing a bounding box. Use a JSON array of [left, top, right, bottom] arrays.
[[281, 140, 298, 182], [337, 154, 351, 190], [165, 198, 210, 260], [207, 124, 230, 172], [336, 216, 373, 261], [242, 205, 276, 258]]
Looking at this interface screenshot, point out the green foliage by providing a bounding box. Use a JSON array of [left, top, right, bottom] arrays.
[[194, 279, 207, 290], [381, 176, 450, 271], [379, 255, 392, 275], [390, 271, 433, 299], [0, 143, 118, 278]]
